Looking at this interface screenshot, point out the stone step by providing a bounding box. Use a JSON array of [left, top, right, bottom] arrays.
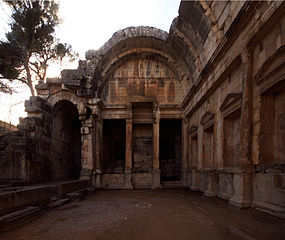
[[66, 192, 83, 201], [47, 198, 70, 209], [161, 181, 186, 189], [0, 186, 26, 193], [0, 206, 41, 232]]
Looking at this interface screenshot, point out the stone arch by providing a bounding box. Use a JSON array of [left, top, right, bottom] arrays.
[[47, 90, 79, 107], [85, 26, 168, 60], [51, 100, 82, 180], [199, 0, 223, 42], [90, 27, 190, 99]]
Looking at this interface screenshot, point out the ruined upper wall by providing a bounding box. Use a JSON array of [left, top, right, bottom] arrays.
[[168, 0, 246, 94], [85, 26, 168, 60], [36, 27, 175, 100], [0, 120, 17, 135], [36, 1, 253, 107]]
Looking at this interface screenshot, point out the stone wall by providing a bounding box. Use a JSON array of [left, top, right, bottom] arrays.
[[184, 0, 285, 217], [101, 58, 184, 105], [0, 97, 53, 183], [0, 96, 82, 184]]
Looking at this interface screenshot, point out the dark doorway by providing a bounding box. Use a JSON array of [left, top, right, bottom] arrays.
[[159, 119, 182, 181], [103, 119, 126, 173], [52, 100, 82, 180]]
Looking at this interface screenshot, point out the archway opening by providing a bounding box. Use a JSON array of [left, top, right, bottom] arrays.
[[51, 100, 82, 180]]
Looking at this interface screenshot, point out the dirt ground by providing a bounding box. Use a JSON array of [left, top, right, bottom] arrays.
[[1, 189, 285, 240]]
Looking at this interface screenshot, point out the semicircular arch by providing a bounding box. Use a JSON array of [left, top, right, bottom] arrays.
[[47, 90, 79, 108]]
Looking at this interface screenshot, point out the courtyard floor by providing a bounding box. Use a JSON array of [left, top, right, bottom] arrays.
[[1, 189, 285, 240]]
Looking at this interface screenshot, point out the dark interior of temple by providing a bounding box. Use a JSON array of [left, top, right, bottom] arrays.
[[103, 119, 126, 173], [159, 119, 182, 181]]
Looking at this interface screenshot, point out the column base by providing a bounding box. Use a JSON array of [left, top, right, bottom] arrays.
[[229, 173, 252, 209], [152, 169, 162, 189], [95, 169, 102, 189], [204, 172, 218, 197], [180, 170, 189, 186], [190, 171, 201, 191], [123, 169, 133, 189]]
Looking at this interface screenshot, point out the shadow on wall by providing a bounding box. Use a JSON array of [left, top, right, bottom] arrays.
[[51, 100, 82, 181]]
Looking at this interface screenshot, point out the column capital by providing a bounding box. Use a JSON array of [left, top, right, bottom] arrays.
[[126, 118, 133, 124], [153, 117, 160, 124], [241, 47, 253, 65], [183, 117, 189, 124]]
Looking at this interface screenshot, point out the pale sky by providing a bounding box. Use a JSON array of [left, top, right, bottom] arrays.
[[0, 0, 181, 125]]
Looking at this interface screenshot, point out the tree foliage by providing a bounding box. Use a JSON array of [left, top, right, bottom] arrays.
[[0, 0, 78, 95]]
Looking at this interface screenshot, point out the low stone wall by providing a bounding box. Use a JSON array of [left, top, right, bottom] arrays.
[[57, 179, 91, 197], [0, 179, 91, 215], [131, 173, 153, 189], [0, 186, 56, 215], [101, 174, 125, 189]]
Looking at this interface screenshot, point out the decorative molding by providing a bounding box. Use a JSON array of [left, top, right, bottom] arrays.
[[200, 111, 215, 126], [220, 93, 242, 117], [254, 46, 285, 86], [189, 125, 198, 135]]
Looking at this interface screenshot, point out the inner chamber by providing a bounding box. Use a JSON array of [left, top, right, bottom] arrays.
[[159, 119, 182, 181]]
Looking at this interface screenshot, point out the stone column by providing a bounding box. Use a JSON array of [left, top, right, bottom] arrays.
[[78, 100, 94, 185], [124, 118, 133, 189], [181, 118, 189, 185], [80, 118, 95, 180], [229, 48, 253, 208], [94, 117, 103, 189], [152, 117, 161, 188]]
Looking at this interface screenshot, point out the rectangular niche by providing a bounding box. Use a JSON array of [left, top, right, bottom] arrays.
[[132, 124, 153, 173], [201, 111, 215, 169], [220, 93, 242, 168], [203, 125, 214, 168], [103, 119, 126, 173], [261, 82, 285, 166], [223, 109, 241, 167]]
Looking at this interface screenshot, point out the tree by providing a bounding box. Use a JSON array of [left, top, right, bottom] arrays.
[[0, 43, 21, 93], [0, 0, 78, 96]]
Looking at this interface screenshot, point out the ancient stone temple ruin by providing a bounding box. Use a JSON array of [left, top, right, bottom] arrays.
[[1, 1, 285, 218]]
